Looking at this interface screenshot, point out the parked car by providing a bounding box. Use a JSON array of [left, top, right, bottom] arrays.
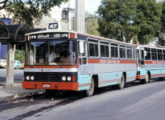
[[14, 60, 23, 69], [0, 59, 7, 68]]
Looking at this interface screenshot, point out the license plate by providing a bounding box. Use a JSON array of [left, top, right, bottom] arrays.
[[43, 84, 51, 88]]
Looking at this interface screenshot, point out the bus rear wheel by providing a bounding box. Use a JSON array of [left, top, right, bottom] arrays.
[[86, 78, 95, 97], [119, 74, 125, 89]]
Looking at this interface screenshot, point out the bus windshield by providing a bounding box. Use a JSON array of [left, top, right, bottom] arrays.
[[27, 40, 77, 66]]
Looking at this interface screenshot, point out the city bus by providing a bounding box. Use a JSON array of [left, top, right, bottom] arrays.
[[136, 45, 165, 83], [22, 24, 137, 96]]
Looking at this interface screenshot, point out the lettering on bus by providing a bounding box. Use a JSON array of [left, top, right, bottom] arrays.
[[29, 33, 69, 40]]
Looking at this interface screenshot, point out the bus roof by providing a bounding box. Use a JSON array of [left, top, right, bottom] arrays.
[[136, 44, 165, 50]]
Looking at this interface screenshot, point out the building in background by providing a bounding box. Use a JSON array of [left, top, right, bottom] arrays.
[[0, 18, 10, 59]]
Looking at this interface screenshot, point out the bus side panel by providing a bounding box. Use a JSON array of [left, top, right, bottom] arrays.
[[138, 62, 165, 79], [126, 71, 137, 82], [77, 74, 91, 91], [77, 61, 137, 91], [98, 72, 121, 87]]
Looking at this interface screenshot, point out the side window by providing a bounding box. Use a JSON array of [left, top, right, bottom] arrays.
[[127, 47, 132, 59], [163, 50, 165, 60], [100, 44, 109, 57], [144, 48, 151, 60], [158, 49, 163, 61], [151, 49, 157, 60], [111, 43, 118, 58], [119, 45, 126, 59], [88, 42, 98, 57]]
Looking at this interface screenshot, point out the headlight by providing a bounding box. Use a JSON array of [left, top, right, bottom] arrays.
[[31, 76, 34, 81], [62, 76, 66, 81], [67, 76, 72, 81], [26, 76, 30, 80]]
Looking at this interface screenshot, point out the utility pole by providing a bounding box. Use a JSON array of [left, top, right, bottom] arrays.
[[75, 0, 85, 33], [6, 43, 15, 87]]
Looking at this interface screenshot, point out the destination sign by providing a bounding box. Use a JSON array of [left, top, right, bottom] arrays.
[[29, 33, 69, 40]]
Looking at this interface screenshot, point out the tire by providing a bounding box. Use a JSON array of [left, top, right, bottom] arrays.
[[119, 74, 125, 89], [86, 78, 95, 97], [145, 73, 150, 83]]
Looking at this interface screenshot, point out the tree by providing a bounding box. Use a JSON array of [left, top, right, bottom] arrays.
[[15, 50, 25, 63], [86, 13, 100, 36], [98, 0, 139, 42], [136, 0, 161, 44], [158, 1, 165, 45], [0, 0, 68, 26], [98, 0, 161, 44]]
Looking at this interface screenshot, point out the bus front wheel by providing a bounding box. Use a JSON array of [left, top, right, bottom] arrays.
[[86, 78, 95, 97]]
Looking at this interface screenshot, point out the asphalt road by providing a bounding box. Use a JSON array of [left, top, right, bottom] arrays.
[[0, 79, 165, 120], [0, 69, 23, 84]]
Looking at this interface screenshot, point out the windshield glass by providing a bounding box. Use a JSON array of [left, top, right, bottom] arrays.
[[28, 40, 77, 66]]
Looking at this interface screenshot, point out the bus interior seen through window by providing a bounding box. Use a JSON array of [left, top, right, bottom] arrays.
[[28, 40, 76, 66]]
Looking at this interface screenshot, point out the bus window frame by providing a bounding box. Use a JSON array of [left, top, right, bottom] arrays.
[[126, 47, 133, 60], [88, 38, 99, 58], [78, 39, 88, 65], [100, 40, 110, 58], [144, 47, 152, 61], [158, 49, 163, 61], [119, 44, 127, 60], [151, 48, 157, 61], [110, 42, 119, 59]]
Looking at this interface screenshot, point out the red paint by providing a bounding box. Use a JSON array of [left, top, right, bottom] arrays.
[[136, 75, 146, 79], [22, 82, 79, 91], [72, 76, 77, 82], [70, 33, 76, 39]]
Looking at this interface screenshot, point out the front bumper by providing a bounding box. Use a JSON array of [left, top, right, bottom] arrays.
[[22, 81, 79, 91]]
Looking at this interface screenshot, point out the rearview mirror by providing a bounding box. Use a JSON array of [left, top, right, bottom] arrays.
[[144, 51, 147, 57], [79, 41, 85, 54]]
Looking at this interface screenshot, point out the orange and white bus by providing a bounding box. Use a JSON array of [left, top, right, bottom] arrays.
[[22, 24, 137, 96]]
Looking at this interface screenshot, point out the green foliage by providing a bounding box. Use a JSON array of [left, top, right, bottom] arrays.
[[0, 0, 68, 26], [15, 50, 25, 63], [98, 0, 161, 44], [86, 13, 100, 36], [136, 0, 161, 44]]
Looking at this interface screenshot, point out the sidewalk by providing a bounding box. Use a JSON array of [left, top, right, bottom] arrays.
[[0, 83, 44, 101]]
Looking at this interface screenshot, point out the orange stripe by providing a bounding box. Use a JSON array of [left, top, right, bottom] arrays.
[[145, 61, 152, 64], [88, 59, 100, 63]]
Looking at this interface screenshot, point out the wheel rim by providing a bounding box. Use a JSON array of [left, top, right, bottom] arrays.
[[145, 74, 149, 83], [88, 79, 94, 95], [120, 76, 125, 89]]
